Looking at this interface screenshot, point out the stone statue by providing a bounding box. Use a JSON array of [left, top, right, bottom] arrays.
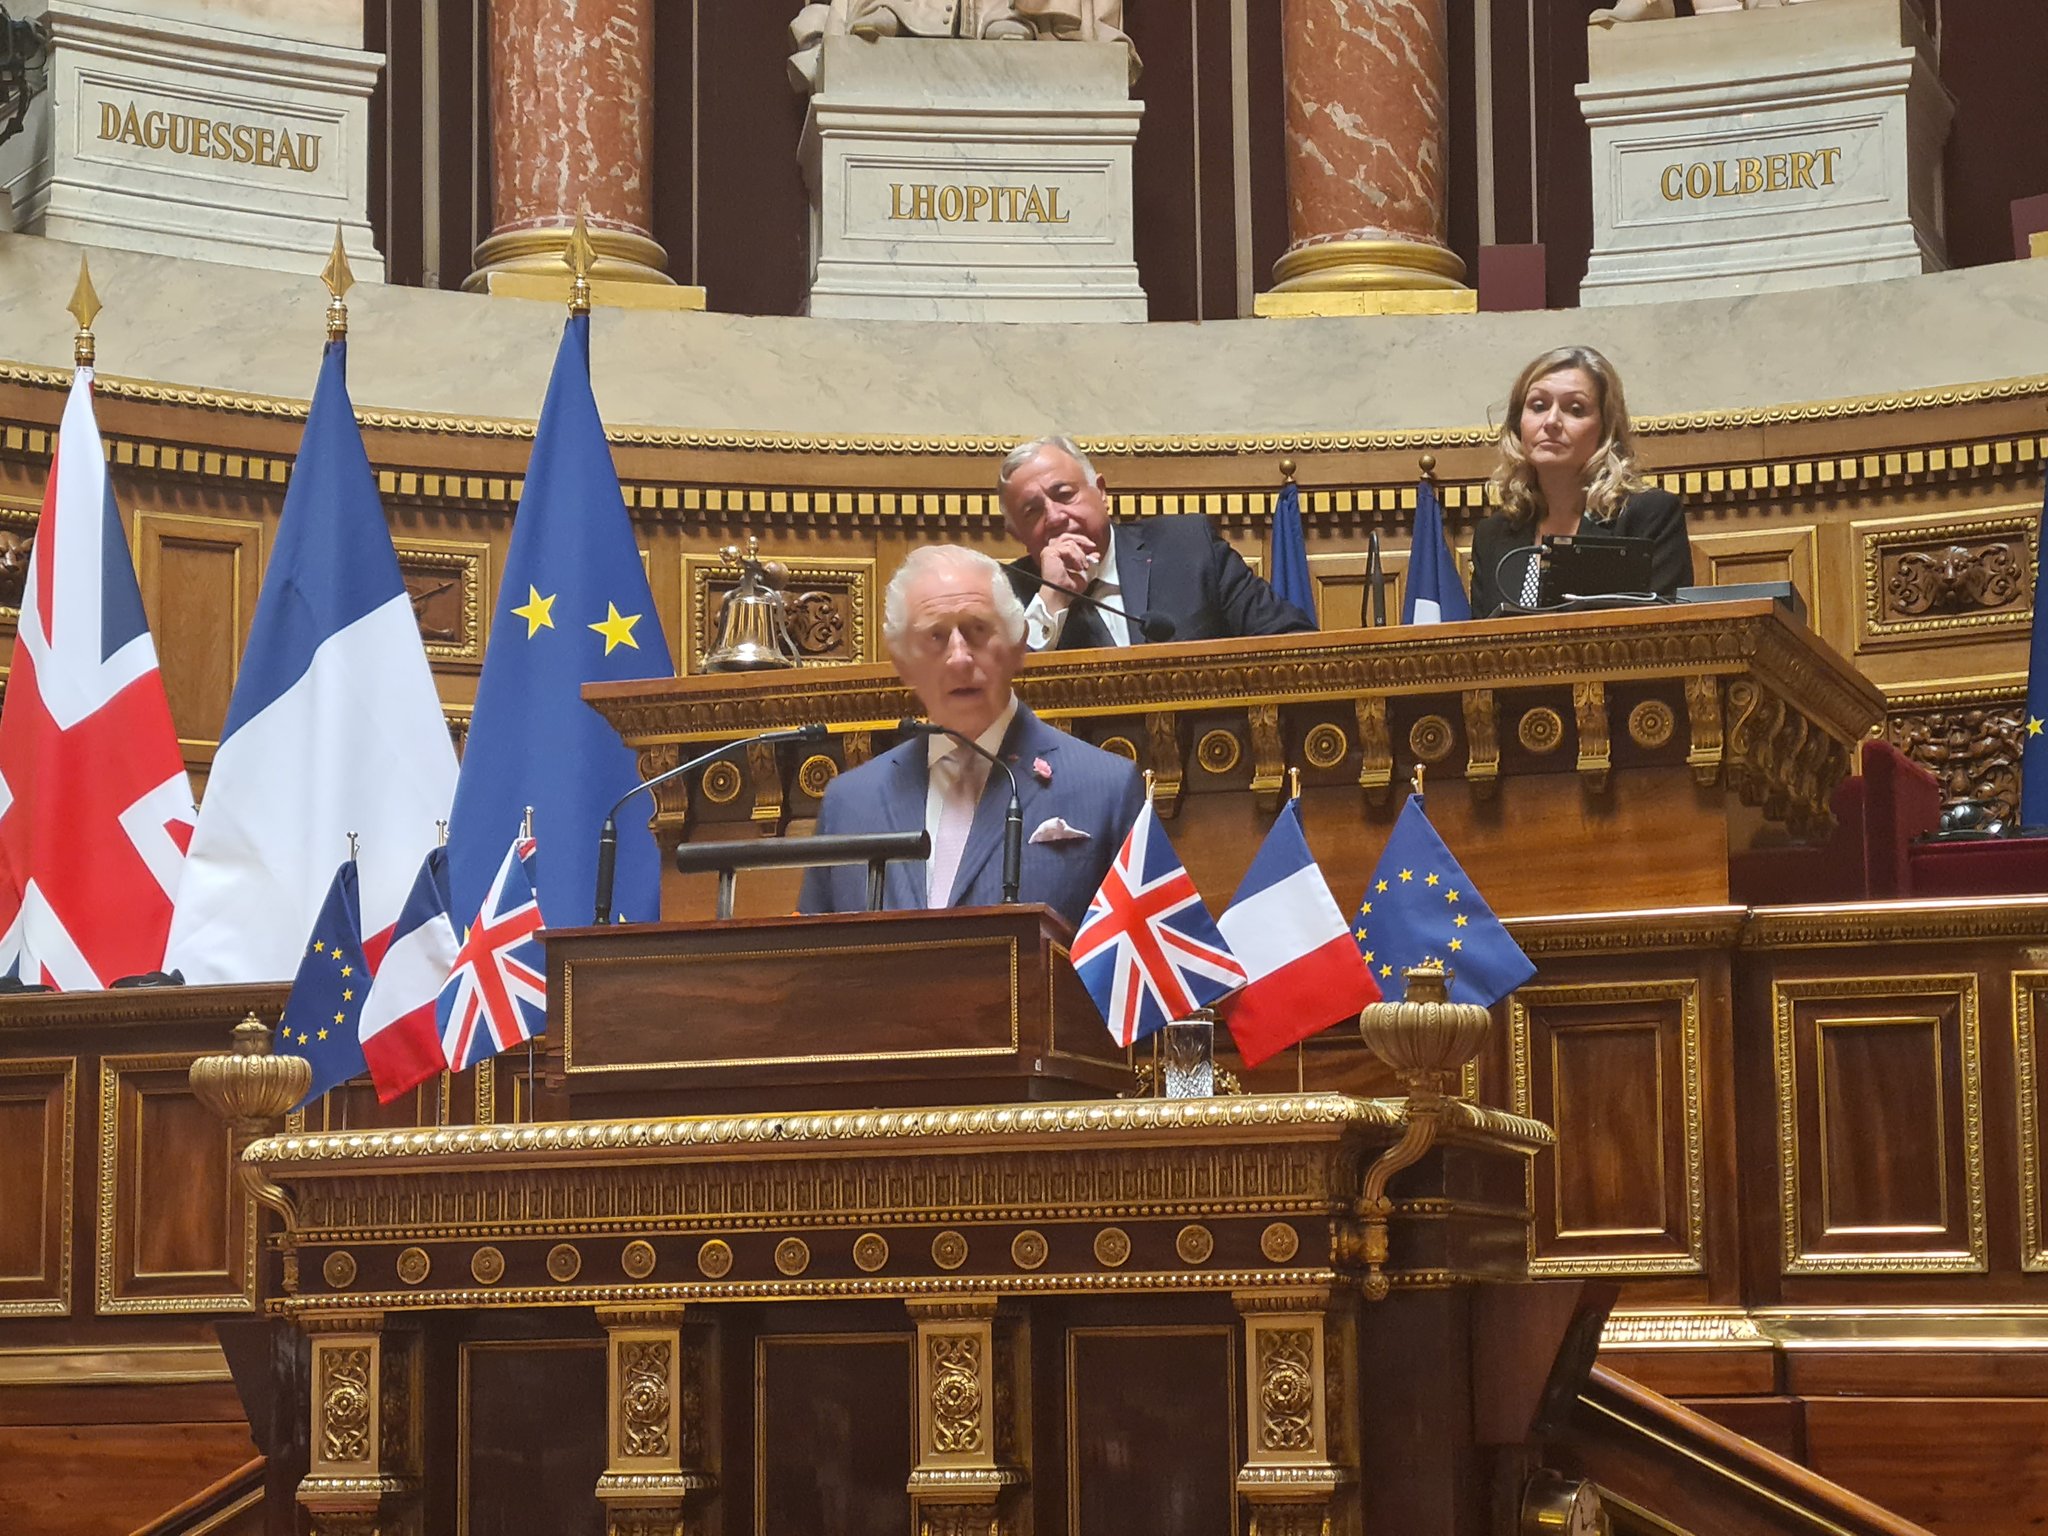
[[1591, 0, 1820, 21], [789, 0, 1138, 93]]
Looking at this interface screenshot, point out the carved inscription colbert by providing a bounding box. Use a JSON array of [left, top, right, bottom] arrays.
[[97, 100, 323, 173], [1659, 148, 1842, 201], [888, 183, 1070, 224]]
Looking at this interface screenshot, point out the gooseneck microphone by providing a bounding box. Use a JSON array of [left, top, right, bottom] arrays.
[[591, 723, 827, 923], [1000, 556, 1177, 643], [896, 717, 1023, 905]]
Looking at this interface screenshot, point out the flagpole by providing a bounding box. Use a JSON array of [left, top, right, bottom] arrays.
[[435, 817, 450, 1128], [1289, 765, 1307, 1096]]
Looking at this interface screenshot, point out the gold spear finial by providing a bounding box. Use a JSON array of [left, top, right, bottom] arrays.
[[68, 256, 101, 369], [565, 206, 595, 316], [320, 224, 355, 341]]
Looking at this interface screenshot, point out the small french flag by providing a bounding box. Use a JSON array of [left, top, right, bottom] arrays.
[[357, 846, 459, 1102], [1217, 800, 1381, 1069]]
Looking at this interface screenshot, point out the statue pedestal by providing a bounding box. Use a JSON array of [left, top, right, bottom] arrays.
[[798, 36, 1146, 322], [16, 0, 384, 278], [1576, 0, 1951, 306]]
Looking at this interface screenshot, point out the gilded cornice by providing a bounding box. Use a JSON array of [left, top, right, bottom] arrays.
[[1506, 907, 1747, 958], [2, 356, 2046, 452], [0, 981, 287, 1033], [245, 1091, 1550, 1170], [1743, 896, 2048, 949]]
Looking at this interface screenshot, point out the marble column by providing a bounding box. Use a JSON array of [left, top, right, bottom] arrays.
[[465, 0, 672, 290], [1270, 0, 1465, 295]]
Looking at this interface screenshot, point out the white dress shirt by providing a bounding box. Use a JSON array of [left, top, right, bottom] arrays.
[[923, 693, 1020, 898], [1024, 535, 1129, 650]]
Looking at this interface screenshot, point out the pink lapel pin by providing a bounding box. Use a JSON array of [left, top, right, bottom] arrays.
[[1032, 756, 1053, 784]]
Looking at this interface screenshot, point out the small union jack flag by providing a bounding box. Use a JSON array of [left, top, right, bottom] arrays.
[[437, 835, 546, 1073], [1072, 803, 1247, 1048]]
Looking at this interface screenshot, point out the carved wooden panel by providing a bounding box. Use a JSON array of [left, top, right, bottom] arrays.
[[1511, 981, 1704, 1276], [131, 510, 262, 761], [1884, 690, 2024, 819], [681, 554, 875, 674], [1307, 548, 1405, 632], [1067, 1327, 1238, 1536], [1688, 524, 1821, 631], [756, 1333, 912, 1536], [0, 1057, 74, 1316], [458, 1340, 606, 1536], [2016, 972, 2048, 1273], [1857, 507, 2039, 649], [1772, 975, 1986, 1273], [0, 492, 38, 625], [393, 536, 488, 665], [96, 1053, 256, 1313]]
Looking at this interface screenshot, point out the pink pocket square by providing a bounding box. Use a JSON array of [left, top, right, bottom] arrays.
[[1029, 816, 1090, 845]]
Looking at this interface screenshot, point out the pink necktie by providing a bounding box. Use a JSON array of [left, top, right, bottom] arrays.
[[927, 749, 985, 908]]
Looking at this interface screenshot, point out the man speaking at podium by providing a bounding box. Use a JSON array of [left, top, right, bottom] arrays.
[[798, 546, 1144, 930], [998, 435, 1314, 650]]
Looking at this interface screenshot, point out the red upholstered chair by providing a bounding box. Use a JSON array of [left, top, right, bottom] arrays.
[[1728, 739, 1941, 905]]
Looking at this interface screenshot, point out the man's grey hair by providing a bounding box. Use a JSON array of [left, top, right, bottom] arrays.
[[997, 435, 1097, 492], [883, 545, 1028, 651]]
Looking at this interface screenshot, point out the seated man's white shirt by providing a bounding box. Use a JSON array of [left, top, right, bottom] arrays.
[[1024, 536, 1129, 650]]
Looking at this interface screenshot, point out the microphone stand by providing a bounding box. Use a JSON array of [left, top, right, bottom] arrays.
[[592, 723, 826, 923], [1367, 531, 1386, 626], [896, 717, 1023, 905], [999, 555, 1177, 643]]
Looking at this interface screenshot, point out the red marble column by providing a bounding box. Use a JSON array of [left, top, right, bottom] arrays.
[[466, 0, 672, 289], [1271, 0, 1464, 293]]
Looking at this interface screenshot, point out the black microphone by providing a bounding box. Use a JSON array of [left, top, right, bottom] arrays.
[[1000, 555, 1177, 643], [592, 723, 827, 923], [1367, 530, 1387, 626], [896, 717, 1023, 905]]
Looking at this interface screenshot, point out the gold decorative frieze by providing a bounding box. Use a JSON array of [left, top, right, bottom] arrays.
[[1857, 506, 2040, 646], [680, 552, 874, 672], [392, 537, 486, 663], [1600, 1309, 1767, 1349]]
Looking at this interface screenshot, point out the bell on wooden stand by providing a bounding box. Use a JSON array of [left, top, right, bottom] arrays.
[[704, 536, 801, 672]]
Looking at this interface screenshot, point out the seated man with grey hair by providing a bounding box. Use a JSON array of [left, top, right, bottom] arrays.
[[998, 435, 1315, 651], [798, 545, 1145, 930]]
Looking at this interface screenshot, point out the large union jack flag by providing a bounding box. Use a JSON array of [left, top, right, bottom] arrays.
[[1071, 803, 1247, 1048], [437, 835, 546, 1072], [0, 369, 192, 989]]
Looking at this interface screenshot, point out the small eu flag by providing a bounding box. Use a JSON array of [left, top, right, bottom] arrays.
[[2021, 472, 2048, 824], [1351, 795, 1534, 1006], [277, 859, 371, 1107]]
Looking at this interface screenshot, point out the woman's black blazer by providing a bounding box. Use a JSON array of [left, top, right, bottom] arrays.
[[1466, 487, 1691, 619]]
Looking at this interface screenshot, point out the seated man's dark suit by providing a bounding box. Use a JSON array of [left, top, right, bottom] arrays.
[[798, 703, 1144, 932], [1466, 488, 1692, 619], [1012, 515, 1316, 649]]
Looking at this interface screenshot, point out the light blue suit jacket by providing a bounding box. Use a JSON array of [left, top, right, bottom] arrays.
[[797, 704, 1145, 932]]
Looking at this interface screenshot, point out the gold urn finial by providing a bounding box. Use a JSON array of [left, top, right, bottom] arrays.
[[565, 206, 596, 316], [68, 256, 102, 369], [1357, 962, 1490, 1097], [190, 1013, 310, 1237], [320, 224, 355, 340]]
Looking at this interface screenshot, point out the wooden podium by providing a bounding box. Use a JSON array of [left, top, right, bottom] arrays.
[[545, 904, 1128, 1115], [583, 600, 1886, 921]]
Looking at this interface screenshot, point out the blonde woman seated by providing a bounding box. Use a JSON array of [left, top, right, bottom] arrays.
[[1467, 345, 1693, 619]]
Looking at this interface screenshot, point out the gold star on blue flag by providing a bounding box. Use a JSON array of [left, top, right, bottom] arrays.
[[1350, 795, 1534, 1006], [277, 858, 371, 1106], [2023, 472, 2048, 822]]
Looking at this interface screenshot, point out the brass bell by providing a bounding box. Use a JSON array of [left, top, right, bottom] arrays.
[[704, 538, 801, 672]]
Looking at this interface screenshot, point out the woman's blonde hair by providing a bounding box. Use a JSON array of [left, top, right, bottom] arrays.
[[1488, 345, 1642, 530]]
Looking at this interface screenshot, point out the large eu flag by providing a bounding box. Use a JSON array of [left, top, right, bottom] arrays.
[[277, 859, 371, 1107], [445, 315, 674, 928], [1350, 794, 1533, 1006], [2023, 473, 2048, 824]]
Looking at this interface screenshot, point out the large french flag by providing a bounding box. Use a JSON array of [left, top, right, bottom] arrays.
[[165, 340, 457, 983], [357, 846, 459, 1101], [1217, 799, 1381, 1069]]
